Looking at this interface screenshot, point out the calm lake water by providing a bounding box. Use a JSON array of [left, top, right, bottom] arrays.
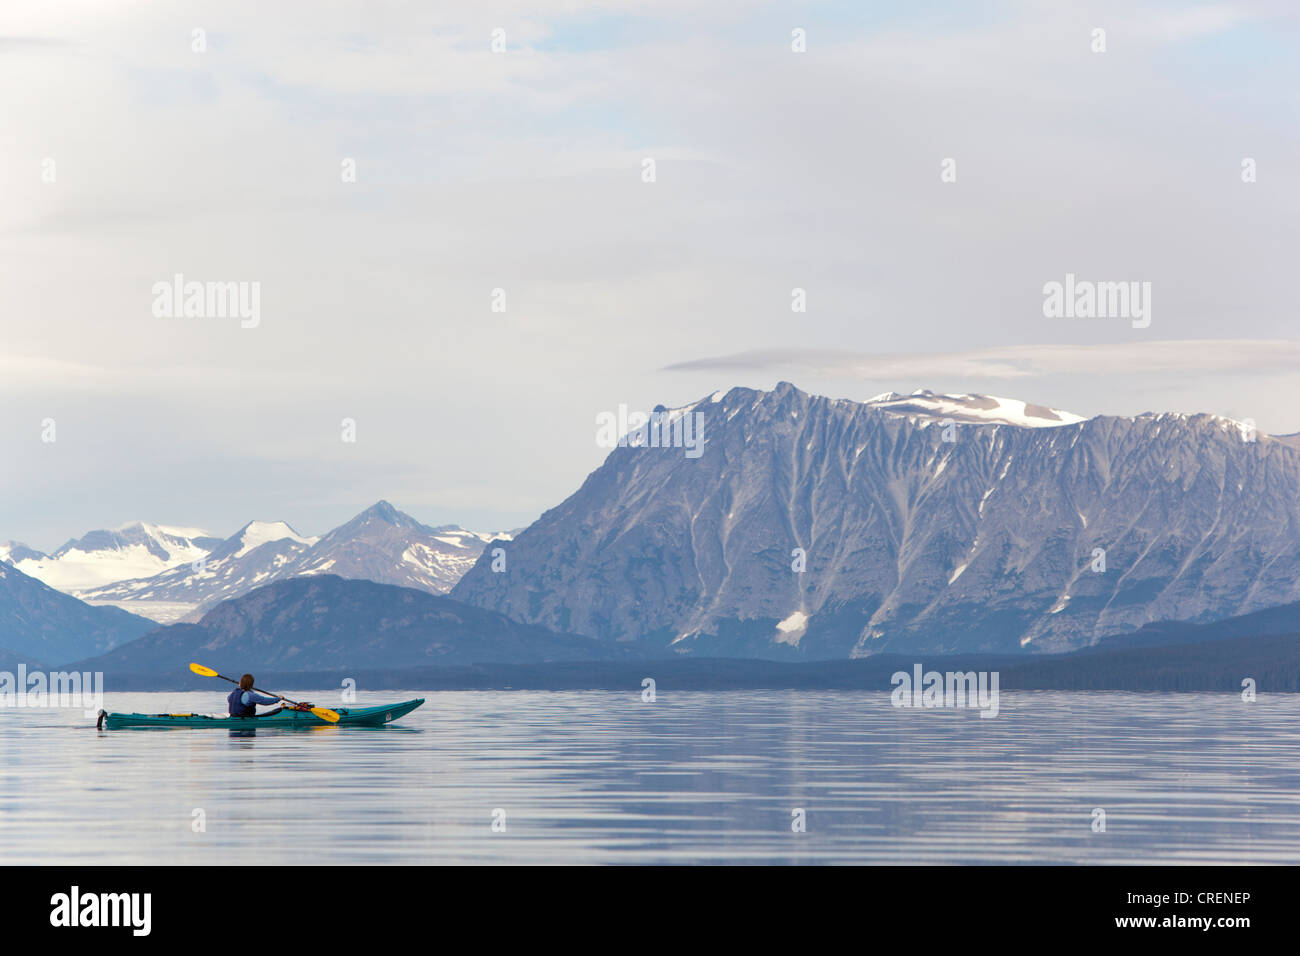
[[1, 689, 1297, 864]]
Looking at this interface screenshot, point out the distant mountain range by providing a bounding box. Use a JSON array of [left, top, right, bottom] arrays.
[[1, 523, 221, 592], [78, 519, 319, 623], [9, 385, 1300, 674], [453, 383, 1300, 658], [4, 502, 508, 624], [71, 574, 633, 675]]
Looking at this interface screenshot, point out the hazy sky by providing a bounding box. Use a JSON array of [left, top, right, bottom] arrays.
[[3, 0, 1298, 550]]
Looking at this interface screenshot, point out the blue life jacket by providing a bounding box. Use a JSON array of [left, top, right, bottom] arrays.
[[228, 687, 255, 717]]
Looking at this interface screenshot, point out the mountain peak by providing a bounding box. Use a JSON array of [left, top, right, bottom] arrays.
[[333, 500, 428, 533], [234, 520, 315, 557], [361, 500, 402, 522], [0, 541, 45, 564]]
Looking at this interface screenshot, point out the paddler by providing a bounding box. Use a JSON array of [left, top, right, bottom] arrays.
[[227, 674, 282, 718]]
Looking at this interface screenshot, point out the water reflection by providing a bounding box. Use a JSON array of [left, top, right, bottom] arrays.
[[2, 689, 1298, 864]]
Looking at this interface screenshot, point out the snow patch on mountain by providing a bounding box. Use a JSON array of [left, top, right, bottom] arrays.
[[865, 389, 1086, 428], [774, 611, 809, 646]]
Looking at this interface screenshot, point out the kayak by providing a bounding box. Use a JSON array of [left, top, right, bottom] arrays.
[[97, 698, 424, 730]]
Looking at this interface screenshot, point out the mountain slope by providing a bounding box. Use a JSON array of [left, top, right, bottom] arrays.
[[0, 561, 156, 664], [452, 382, 1300, 658], [73, 574, 633, 674], [1096, 600, 1300, 650]]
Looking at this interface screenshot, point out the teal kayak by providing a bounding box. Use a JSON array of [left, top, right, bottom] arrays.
[[97, 698, 424, 730]]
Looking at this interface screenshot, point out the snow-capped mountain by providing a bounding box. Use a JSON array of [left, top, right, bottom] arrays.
[[1, 522, 222, 592], [68, 504, 506, 623], [286, 500, 507, 593], [78, 520, 317, 623], [452, 382, 1300, 658]]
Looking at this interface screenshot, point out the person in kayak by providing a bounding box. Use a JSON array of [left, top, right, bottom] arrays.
[[227, 674, 282, 718]]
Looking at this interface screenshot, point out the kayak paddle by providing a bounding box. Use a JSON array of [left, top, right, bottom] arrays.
[[188, 662, 341, 723]]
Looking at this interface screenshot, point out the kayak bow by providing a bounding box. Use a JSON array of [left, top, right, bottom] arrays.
[[97, 698, 424, 730]]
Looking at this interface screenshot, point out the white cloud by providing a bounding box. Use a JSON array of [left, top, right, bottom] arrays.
[[664, 340, 1300, 380]]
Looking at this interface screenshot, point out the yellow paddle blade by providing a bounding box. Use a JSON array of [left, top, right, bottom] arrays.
[[189, 663, 219, 677], [311, 707, 341, 724]]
